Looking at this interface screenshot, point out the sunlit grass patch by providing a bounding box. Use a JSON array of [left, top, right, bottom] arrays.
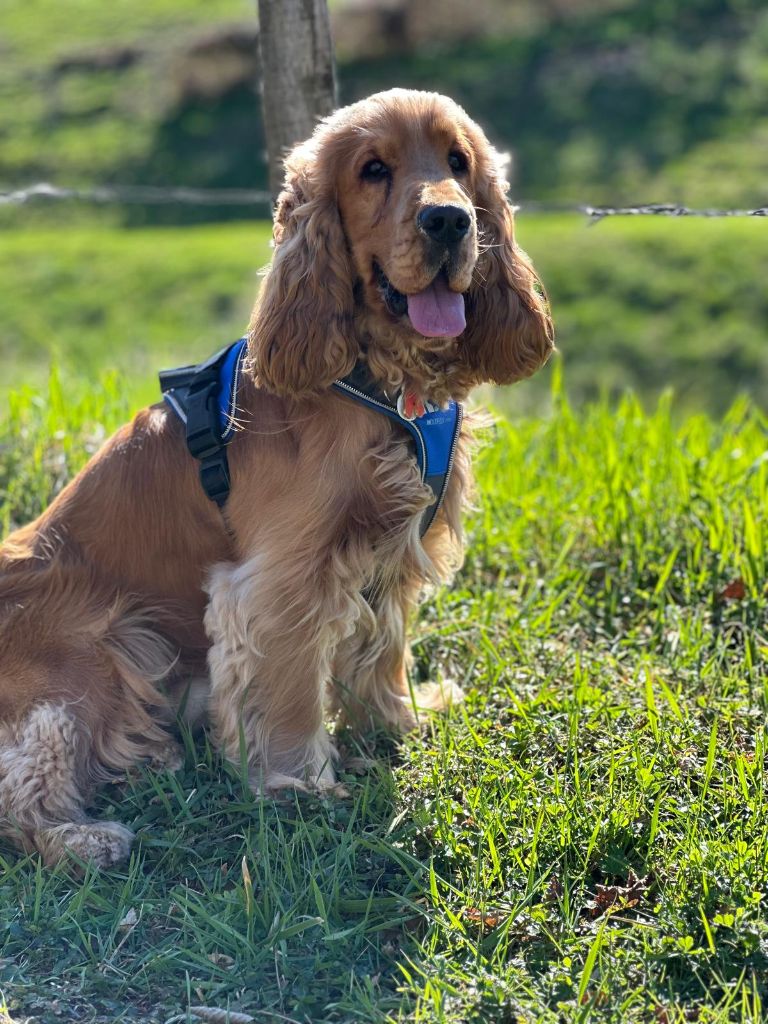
[[2, 215, 768, 416], [0, 370, 767, 1022]]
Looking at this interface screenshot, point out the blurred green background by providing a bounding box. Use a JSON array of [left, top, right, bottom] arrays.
[[1, 0, 766, 414]]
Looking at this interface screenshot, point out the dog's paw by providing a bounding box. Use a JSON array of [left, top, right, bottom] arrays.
[[409, 678, 465, 719], [246, 728, 343, 799], [261, 772, 350, 800], [336, 678, 464, 739], [256, 751, 348, 799], [37, 822, 135, 868], [340, 752, 378, 775], [63, 822, 135, 867], [148, 742, 184, 773]]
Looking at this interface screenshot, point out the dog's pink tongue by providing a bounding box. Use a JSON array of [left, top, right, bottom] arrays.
[[407, 276, 466, 337]]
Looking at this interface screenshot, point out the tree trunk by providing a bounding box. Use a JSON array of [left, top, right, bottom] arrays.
[[256, 0, 338, 202]]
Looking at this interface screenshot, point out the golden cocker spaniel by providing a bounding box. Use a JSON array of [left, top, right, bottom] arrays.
[[0, 89, 553, 866]]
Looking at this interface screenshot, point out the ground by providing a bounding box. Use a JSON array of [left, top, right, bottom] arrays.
[[1, 349, 767, 1021]]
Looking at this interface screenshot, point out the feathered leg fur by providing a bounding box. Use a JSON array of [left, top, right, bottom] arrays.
[[0, 570, 181, 865], [204, 432, 442, 791]]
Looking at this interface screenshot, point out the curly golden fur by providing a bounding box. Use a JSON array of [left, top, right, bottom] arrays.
[[0, 89, 553, 866]]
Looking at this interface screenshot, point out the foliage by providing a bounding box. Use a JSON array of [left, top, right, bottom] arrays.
[[2, 0, 243, 61], [342, 0, 768, 205], [1, 215, 766, 416], [0, 0, 266, 224], [2, 0, 767, 216], [1, 370, 768, 1022]]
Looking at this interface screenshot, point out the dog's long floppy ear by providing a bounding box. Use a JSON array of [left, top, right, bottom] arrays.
[[460, 153, 554, 384], [248, 156, 358, 396]]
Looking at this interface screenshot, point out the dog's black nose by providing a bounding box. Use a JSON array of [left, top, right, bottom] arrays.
[[417, 205, 471, 245]]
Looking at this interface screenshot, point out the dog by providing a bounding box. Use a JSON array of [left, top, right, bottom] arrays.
[[0, 89, 553, 867]]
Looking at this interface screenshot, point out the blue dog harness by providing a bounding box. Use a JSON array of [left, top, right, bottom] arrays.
[[159, 338, 462, 536]]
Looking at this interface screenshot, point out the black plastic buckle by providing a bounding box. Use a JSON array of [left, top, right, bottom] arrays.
[[185, 376, 221, 461], [161, 343, 236, 508], [158, 364, 196, 393], [183, 363, 233, 505]]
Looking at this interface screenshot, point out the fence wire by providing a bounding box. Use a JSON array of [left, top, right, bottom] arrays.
[[1, 182, 767, 219], [520, 201, 768, 220], [0, 182, 272, 207]]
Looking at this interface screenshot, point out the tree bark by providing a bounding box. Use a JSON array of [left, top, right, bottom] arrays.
[[256, 0, 338, 202]]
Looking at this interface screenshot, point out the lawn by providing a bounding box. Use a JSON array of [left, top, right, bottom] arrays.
[[1, 215, 767, 415], [1, 360, 767, 1021]]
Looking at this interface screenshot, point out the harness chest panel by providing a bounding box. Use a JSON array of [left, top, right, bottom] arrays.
[[160, 338, 463, 536]]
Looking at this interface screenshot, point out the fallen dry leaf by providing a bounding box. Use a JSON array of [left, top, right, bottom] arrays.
[[464, 906, 505, 929], [546, 874, 563, 901], [207, 952, 235, 968], [117, 908, 138, 930], [718, 577, 746, 602], [586, 869, 650, 918]]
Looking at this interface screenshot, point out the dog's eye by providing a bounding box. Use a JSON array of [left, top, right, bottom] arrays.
[[448, 151, 468, 174], [361, 159, 390, 181]]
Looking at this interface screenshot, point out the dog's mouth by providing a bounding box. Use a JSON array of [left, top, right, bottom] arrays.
[[374, 262, 467, 338], [375, 262, 408, 319]]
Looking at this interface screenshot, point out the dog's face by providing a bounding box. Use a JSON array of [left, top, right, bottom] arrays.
[[335, 105, 478, 344], [250, 89, 554, 398]]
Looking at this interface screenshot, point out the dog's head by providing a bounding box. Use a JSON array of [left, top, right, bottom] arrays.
[[249, 89, 554, 399]]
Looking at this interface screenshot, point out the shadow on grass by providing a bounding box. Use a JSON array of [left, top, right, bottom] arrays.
[[0, 726, 437, 1024]]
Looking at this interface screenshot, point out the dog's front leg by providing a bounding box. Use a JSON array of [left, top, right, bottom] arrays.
[[331, 583, 418, 735], [204, 543, 369, 795], [332, 580, 464, 738]]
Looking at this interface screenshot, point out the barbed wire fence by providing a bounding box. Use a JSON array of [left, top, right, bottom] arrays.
[[520, 201, 768, 221], [0, 183, 273, 208], [2, 182, 766, 221]]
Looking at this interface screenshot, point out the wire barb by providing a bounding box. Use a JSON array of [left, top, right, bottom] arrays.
[[522, 200, 768, 220], [582, 202, 768, 220]]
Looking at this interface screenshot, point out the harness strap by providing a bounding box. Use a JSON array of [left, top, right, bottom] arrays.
[[160, 340, 462, 535], [330, 368, 463, 536], [159, 341, 247, 507]]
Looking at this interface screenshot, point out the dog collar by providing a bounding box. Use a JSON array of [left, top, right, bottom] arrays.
[[159, 338, 462, 536]]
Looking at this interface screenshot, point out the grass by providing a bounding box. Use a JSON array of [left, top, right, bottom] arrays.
[[1, 215, 767, 416], [0, 221, 272, 410], [0, 0, 251, 189], [3, 0, 248, 62], [1, 363, 767, 1022]]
